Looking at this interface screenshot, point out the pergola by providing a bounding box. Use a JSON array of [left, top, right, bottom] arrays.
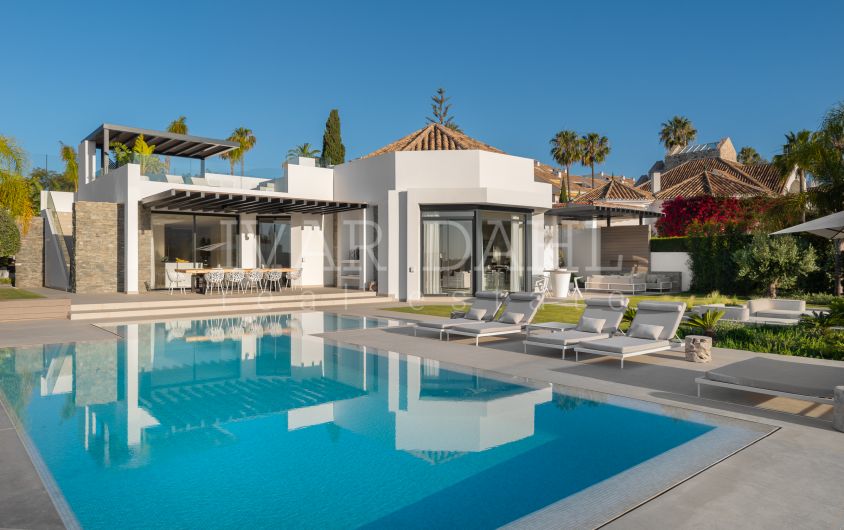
[[545, 203, 662, 226], [141, 188, 367, 215], [83, 123, 239, 175]]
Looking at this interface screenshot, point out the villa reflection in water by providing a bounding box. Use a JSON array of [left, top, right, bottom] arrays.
[[7, 313, 552, 467]]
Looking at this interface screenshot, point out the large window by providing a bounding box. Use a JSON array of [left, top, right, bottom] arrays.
[[151, 213, 239, 289], [421, 208, 529, 296], [257, 218, 291, 268], [480, 211, 526, 292], [421, 217, 473, 295]]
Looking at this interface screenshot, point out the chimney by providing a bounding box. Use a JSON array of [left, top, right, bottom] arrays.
[[652, 172, 661, 193]]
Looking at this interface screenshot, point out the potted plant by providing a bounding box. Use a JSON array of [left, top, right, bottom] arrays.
[[685, 309, 724, 340]]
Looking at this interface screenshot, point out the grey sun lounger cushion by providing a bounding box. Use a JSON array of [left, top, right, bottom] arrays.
[[754, 309, 804, 319], [450, 322, 523, 334], [704, 357, 844, 400], [581, 336, 670, 354], [526, 330, 610, 346], [417, 318, 484, 331]]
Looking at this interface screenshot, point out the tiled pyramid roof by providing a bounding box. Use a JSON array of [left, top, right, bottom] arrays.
[[640, 158, 785, 194], [574, 177, 654, 203], [654, 169, 773, 199], [362, 123, 505, 159]]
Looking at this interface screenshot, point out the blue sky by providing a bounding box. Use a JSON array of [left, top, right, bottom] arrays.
[[3, 0, 842, 178]]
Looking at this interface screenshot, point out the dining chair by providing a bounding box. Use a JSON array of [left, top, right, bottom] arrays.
[[166, 268, 188, 295], [264, 270, 284, 292], [244, 270, 264, 294], [286, 268, 303, 291], [205, 270, 225, 295], [224, 269, 246, 294]]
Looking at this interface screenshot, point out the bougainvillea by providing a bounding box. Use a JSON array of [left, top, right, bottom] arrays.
[[655, 196, 794, 236]]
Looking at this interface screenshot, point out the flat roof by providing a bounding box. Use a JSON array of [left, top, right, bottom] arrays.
[[546, 203, 662, 220], [84, 124, 239, 159], [141, 188, 366, 215]]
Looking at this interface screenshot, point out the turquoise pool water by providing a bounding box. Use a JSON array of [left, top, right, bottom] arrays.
[[0, 312, 770, 529]]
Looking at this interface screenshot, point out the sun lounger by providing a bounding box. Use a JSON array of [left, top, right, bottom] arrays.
[[572, 301, 686, 368], [695, 356, 844, 405], [445, 291, 545, 345], [413, 291, 506, 339], [523, 297, 629, 358]]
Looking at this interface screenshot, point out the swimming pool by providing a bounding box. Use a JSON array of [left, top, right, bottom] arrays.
[[0, 312, 773, 529]]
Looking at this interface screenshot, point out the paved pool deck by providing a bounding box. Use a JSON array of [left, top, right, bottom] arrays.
[[1, 302, 843, 529]]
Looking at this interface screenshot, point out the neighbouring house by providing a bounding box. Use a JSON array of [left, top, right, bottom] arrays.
[[641, 138, 798, 204]]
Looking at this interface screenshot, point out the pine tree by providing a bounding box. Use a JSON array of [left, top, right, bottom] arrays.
[[321, 109, 346, 166], [427, 88, 462, 132]]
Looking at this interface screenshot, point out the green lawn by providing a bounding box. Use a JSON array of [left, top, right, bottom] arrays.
[[0, 288, 44, 300]]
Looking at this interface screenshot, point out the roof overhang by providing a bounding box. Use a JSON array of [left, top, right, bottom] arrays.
[[84, 123, 239, 159], [546, 203, 662, 220], [141, 188, 366, 215]]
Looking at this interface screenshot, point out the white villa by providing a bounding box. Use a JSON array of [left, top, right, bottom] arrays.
[[25, 122, 665, 300]]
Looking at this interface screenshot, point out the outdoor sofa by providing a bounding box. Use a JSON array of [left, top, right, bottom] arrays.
[[414, 291, 506, 339], [691, 303, 750, 322], [445, 291, 545, 345], [696, 356, 844, 407], [748, 299, 807, 320], [572, 301, 687, 368], [523, 297, 629, 358], [585, 274, 647, 294]]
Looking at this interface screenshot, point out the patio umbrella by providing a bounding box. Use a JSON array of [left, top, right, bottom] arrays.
[[771, 210, 844, 239]]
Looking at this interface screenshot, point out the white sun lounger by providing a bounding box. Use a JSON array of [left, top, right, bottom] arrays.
[[445, 291, 545, 346], [413, 291, 506, 339], [573, 301, 686, 368], [695, 357, 844, 405], [522, 297, 629, 358]]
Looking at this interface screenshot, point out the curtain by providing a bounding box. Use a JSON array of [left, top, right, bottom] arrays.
[[423, 222, 441, 294], [510, 218, 524, 291]]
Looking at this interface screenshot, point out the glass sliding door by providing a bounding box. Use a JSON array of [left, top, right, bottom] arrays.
[[421, 217, 473, 295], [480, 211, 526, 292], [151, 213, 239, 289], [257, 218, 291, 268], [195, 215, 239, 269], [152, 213, 196, 290]]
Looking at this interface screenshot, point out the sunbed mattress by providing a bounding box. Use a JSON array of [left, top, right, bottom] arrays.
[[705, 357, 844, 399]]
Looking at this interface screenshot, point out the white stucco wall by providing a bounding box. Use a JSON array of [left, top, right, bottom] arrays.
[[650, 251, 692, 291]]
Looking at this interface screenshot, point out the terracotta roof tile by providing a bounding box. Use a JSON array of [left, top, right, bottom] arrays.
[[574, 177, 654, 203], [362, 123, 505, 159], [654, 169, 773, 199], [642, 158, 784, 195]]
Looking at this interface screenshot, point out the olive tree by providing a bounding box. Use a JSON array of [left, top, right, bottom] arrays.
[[733, 234, 817, 298]]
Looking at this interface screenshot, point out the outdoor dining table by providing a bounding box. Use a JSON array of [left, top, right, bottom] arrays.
[[180, 267, 297, 293]]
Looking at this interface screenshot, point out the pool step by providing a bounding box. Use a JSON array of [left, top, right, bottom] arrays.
[[70, 291, 387, 321]]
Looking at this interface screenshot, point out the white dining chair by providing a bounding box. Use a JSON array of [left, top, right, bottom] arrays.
[[166, 268, 189, 295], [244, 270, 264, 294], [285, 268, 303, 291], [205, 270, 225, 295], [264, 270, 284, 292], [224, 269, 246, 294]]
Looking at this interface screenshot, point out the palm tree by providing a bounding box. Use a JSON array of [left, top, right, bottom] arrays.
[[228, 127, 256, 176], [737, 146, 765, 165], [773, 130, 814, 222], [580, 133, 610, 188], [59, 142, 78, 192], [549, 130, 580, 202], [165, 116, 188, 173], [659, 115, 697, 151], [287, 143, 321, 161], [0, 134, 33, 229]]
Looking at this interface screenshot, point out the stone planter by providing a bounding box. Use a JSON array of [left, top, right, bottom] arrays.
[[685, 335, 712, 363]]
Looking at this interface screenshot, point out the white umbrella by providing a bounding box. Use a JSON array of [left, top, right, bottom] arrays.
[[771, 211, 844, 239]]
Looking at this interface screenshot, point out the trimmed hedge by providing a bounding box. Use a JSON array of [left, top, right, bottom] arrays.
[[0, 210, 20, 257], [650, 236, 688, 253]]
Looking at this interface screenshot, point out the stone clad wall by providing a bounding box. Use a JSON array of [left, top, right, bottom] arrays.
[[73, 201, 122, 293], [138, 207, 152, 292], [15, 217, 44, 288]]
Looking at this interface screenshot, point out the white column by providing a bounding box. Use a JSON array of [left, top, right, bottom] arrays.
[[240, 214, 257, 268], [124, 165, 140, 293]]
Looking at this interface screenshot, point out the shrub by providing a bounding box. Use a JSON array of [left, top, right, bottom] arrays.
[[733, 234, 817, 298], [678, 322, 844, 360], [686, 222, 751, 294], [0, 209, 21, 257], [650, 237, 687, 252]]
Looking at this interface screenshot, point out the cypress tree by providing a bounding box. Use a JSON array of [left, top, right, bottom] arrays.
[[321, 109, 346, 166]]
